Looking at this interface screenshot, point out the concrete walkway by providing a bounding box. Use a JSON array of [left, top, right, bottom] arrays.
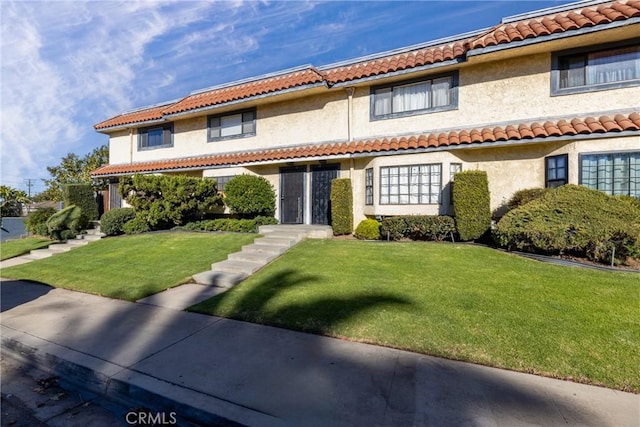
[[1, 279, 637, 427]]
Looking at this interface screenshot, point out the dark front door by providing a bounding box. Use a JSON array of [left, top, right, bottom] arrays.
[[280, 166, 305, 224], [311, 164, 339, 225]]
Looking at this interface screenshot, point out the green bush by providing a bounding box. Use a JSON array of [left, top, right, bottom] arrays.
[[224, 175, 276, 218], [330, 178, 353, 236], [46, 205, 82, 240], [181, 216, 278, 233], [506, 187, 551, 212], [494, 185, 640, 264], [25, 207, 57, 235], [380, 216, 456, 241], [120, 174, 222, 230], [123, 217, 151, 235], [100, 208, 136, 236], [452, 170, 491, 241], [63, 184, 98, 231], [354, 219, 381, 240]]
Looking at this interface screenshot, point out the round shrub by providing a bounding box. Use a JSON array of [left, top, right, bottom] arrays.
[[355, 219, 381, 240], [100, 208, 136, 236], [494, 185, 640, 265], [25, 207, 57, 235], [123, 217, 151, 235], [224, 175, 276, 218]]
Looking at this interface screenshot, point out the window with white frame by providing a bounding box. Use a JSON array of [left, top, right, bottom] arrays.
[[371, 73, 456, 119], [380, 164, 441, 205], [208, 109, 256, 141], [553, 40, 640, 94], [365, 168, 374, 205], [580, 152, 640, 198], [138, 124, 173, 150]]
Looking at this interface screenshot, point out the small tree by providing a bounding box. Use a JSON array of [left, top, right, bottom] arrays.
[[224, 175, 276, 218], [330, 178, 353, 235], [119, 174, 222, 229], [452, 170, 491, 241]]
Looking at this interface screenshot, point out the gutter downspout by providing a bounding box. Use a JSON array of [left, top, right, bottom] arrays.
[[346, 87, 355, 178], [129, 128, 134, 163]]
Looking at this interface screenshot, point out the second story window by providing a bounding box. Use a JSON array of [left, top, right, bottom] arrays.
[[371, 73, 456, 120], [208, 108, 256, 141], [553, 40, 640, 95], [139, 124, 173, 150]]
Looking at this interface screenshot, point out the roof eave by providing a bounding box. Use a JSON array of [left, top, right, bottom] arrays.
[[468, 18, 640, 57]]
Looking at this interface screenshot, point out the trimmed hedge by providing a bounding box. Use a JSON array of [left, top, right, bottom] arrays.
[[25, 207, 57, 236], [494, 185, 640, 264], [46, 205, 82, 240], [123, 217, 151, 235], [354, 219, 381, 240], [181, 216, 278, 233], [224, 175, 276, 218], [120, 174, 222, 230], [100, 208, 136, 236], [63, 184, 98, 231], [380, 215, 456, 241], [330, 178, 353, 236], [506, 187, 550, 212], [452, 170, 491, 241]]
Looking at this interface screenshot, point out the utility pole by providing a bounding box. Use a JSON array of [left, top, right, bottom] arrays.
[[24, 179, 35, 198]]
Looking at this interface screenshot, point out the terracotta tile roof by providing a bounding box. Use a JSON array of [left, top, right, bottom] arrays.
[[91, 112, 640, 177], [162, 67, 326, 116], [469, 0, 640, 50], [321, 41, 467, 85], [95, 1, 637, 129], [94, 104, 167, 130]]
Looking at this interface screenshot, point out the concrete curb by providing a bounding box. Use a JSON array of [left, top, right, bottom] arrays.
[[1, 326, 283, 427]]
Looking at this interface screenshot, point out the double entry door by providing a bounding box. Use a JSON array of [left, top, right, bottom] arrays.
[[279, 164, 339, 225]]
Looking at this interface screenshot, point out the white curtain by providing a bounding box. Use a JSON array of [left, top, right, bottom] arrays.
[[392, 82, 429, 113], [587, 46, 639, 85], [220, 114, 243, 137], [432, 77, 451, 107], [374, 88, 392, 116]]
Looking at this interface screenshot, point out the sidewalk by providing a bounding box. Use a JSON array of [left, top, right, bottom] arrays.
[[1, 278, 638, 427]]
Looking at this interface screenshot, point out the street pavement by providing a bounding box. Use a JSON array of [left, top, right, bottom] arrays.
[[1, 278, 638, 426]]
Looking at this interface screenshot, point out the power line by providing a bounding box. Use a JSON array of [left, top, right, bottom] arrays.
[[24, 179, 36, 197]]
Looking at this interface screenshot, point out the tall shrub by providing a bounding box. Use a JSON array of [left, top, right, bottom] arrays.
[[119, 174, 222, 230], [330, 178, 353, 236], [452, 170, 491, 241], [63, 184, 98, 231], [224, 175, 276, 218]]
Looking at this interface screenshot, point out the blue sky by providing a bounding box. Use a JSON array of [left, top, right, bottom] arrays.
[[0, 0, 571, 195]]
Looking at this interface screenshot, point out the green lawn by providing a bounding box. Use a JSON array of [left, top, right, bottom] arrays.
[[0, 237, 53, 260], [1, 232, 256, 301], [190, 239, 640, 392]]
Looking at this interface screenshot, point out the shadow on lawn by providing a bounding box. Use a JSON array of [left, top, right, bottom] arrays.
[[0, 270, 625, 426], [190, 268, 412, 335]]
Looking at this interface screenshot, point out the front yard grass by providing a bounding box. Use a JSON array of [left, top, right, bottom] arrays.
[[190, 239, 640, 392], [1, 237, 53, 260], [1, 232, 256, 301]]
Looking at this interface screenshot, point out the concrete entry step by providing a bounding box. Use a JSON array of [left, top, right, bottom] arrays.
[[253, 237, 296, 247], [241, 243, 289, 255], [228, 250, 278, 264], [26, 249, 54, 259], [47, 243, 74, 253], [259, 224, 333, 239], [211, 259, 264, 275]]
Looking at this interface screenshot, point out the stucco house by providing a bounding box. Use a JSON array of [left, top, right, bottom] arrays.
[[92, 0, 640, 227]]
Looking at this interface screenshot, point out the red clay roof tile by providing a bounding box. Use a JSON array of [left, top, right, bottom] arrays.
[[95, 2, 637, 130]]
